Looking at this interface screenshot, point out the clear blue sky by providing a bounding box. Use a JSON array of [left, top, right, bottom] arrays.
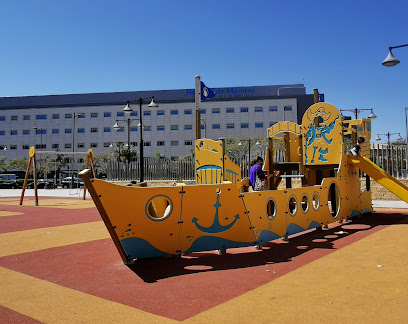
[[0, 0, 407, 141]]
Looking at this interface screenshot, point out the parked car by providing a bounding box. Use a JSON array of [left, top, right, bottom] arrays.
[[0, 180, 22, 189], [61, 177, 84, 188], [26, 179, 56, 189]]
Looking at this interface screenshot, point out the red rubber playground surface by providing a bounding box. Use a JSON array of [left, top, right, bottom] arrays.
[[0, 196, 407, 323]]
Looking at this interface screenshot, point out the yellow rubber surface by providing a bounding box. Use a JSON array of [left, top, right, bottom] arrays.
[[0, 222, 109, 257], [0, 198, 96, 209], [0, 211, 23, 217]]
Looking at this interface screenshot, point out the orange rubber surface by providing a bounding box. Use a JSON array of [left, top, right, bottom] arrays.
[[0, 197, 407, 323]]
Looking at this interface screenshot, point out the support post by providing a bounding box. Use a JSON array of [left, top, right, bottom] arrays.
[[195, 75, 201, 140]]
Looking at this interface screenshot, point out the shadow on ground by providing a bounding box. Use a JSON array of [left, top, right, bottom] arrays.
[[127, 211, 408, 283]]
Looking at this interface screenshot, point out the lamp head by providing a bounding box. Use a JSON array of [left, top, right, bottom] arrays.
[[123, 102, 133, 114], [113, 121, 121, 130], [148, 97, 159, 109], [238, 141, 243, 146], [397, 134, 403, 141], [382, 51, 400, 67], [368, 110, 377, 119], [375, 136, 381, 141]]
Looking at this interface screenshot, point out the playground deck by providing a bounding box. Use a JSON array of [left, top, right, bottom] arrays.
[[0, 196, 407, 323]]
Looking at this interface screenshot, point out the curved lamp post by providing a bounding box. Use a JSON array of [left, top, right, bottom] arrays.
[[340, 108, 377, 119], [115, 97, 158, 183], [382, 44, 408, 67]]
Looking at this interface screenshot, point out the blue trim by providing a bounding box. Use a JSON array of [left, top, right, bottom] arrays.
[[184, 236, 253, 254], [226, 169, 239, 176], [121, 237, 171, 259], [196, 165, 222, 171]]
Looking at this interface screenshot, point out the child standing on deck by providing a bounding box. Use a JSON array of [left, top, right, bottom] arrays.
[[350, 136, 365, 156]]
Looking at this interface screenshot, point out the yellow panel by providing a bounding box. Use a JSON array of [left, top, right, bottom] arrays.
[[195, 139, 224, 185], [223, 154, 241, 187], [267, 121, 301, 138], [179, 184, 255, 253], [302, 103, 342, 165]]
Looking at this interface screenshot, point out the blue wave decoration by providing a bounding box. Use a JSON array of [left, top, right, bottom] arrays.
[[121, 237, 172, 259], [183, 236, 252, 254]]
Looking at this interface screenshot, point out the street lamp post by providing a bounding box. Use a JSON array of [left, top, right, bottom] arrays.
[[405, 107, 408, 177], [71, 113, 82, 189], [375, 132, 403, 174], [33, 127, 43, 149], [117, 96, 158, 183], [340, 108, 377, 119], [382, 44, 408, 67], [201, 118, 206, 138]]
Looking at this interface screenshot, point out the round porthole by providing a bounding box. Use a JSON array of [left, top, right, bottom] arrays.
[[301, 194, 309, 213], [328, 182, 340, 219], [266, 198, 276, 221], [145, 195, 173, 221], [312, 192, 319, 211], [288, 195, 297, 216]]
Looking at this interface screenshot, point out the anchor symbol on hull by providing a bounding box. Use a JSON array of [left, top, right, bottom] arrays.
[[192, 193, 239, 233]]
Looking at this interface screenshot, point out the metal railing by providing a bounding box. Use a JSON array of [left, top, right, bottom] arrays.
[[107, 144, 408, 181]]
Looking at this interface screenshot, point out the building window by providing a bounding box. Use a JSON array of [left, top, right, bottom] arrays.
[[11, 130, 17, 135], [201, 125, 205, 129], [269, 106, 278, 112], [143, 141, 151, 147], [171, 125, 178, 130], [0, 131, 5, 135], [91, 113, 98, 118], [23, 145, 29, 149], [171, 141, 178, 146], [65, 113, 72, 119], [226, 108, 234, 113], [212, 108, 220, 114], [212, 124, 220, 129], [11, 116, 18, 121], [65, 129, 72, 134], [143, 111, 151, 116], [284, 106, 292, 111], [23, 129, 30, 135], [255, 107, 263, 112], [52, 129, 59, 134], [240, 107, 249, 113], [104, 127, 111, 133], [270, 122, 277, 127], [226, 123, 234, 129], [130, 127, 138, 132], [130, 112, 137, 117], [23, 115, 30, 120], [91, 143, 98, 148], [171, 110, 178, 115], [116, 127, 124, 132], [144, 126, 151, 131], [131, 142, 137, 147], [104, 112, 111, 117], [184, 124, 193, 130], [157, 141, 165, 146], [184, 109, 192, 115], [185, 140, 193, 145], [78, 113, 85, 118], [241, 123, 249, 128], [157, 110, 165, 116], [52, 144, 59, 149], [255, 122, 263, 128], [0, 116, 5, 121], [90, 128, 98, 133], [157, 125, 165, 131], [10, 145, 17, 150], [117, 112, 124, 117], [201, 109, 206, 114], [103, 143, 110, 148], [77, 143, 85, 148], [35, 144, 46, 149], [53, 114, 60, 119], [77, 128, 85, 133], [65, 143, 72, 149]]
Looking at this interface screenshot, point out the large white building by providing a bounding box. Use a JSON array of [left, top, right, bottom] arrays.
[[0, 84, 314, 169]]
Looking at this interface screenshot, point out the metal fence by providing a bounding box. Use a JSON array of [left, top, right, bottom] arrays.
[[107, 144, 408, 181]]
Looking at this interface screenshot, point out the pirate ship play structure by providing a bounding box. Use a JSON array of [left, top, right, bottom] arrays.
[[80, 102, 408, 264]]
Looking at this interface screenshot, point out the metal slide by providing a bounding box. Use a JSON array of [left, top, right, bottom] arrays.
[[347, 155, 408, 203]]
